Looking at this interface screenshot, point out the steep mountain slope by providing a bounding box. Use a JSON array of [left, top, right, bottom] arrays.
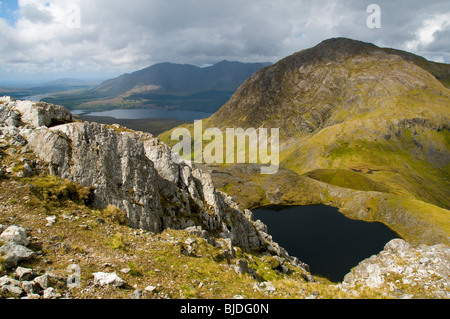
[[1, 97, 449, 300], [42, 61, 270, 112], [161, 38, 450, 245]]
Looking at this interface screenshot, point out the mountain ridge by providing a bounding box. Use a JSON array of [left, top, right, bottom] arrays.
[[93, 60, 272, 97], [160, 38, 450, 245], [1, 95, 449, 299], [42, 60, 271, 112]]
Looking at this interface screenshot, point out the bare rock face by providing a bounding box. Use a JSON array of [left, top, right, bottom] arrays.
[[0, 97, 297, 262], [1, 96, 79, 128], [340, 239, 450, 298]]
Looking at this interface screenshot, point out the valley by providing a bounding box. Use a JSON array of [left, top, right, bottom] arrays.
[[0, 37, 449, 300], [39, 61, 270, 113], [160, 38, 450, 248]]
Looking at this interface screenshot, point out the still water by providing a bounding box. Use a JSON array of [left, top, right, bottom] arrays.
[[252, 205, 400, 282], [72, 108, 212, 121]]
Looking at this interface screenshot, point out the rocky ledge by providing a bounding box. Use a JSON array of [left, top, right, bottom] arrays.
[[340, 239, 450, 298], [1, 96, 449, 299], [0, 96, 306, 269]]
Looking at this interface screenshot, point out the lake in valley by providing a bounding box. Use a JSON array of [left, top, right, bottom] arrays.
[[72, 108, 212, 121], [252, 205, 400, 282]]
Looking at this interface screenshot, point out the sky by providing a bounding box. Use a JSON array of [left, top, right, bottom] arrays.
[[0, 0, 449, 83]]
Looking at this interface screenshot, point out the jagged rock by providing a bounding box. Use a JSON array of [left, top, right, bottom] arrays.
[[20, 281, 35, 295], [253, 281, 276, 294], [0, 275, 20, 288], [234, 259, 257, 278], [341, 239, 450, 298], [0, 243, 34, 269], [185, 226, 214, 245], [7, 98, 79, 128], [0, 275, 24, 297], [93, 272, 126, 288], [34, 274, 50, 290], [0, 225, 29, 246], [0, 97, 310, 270], [234, 259, 250, 275], [15, 267, 36, 281], [145, 285, 157, 293], [2, 284, 24, 298], [43, 287, 61, 299], [220, 238, 236, 259], [21, 103, 266, 250], [10, 133, 27, 146], [131, 289, 142, 299], [181, 238, 197, 256]]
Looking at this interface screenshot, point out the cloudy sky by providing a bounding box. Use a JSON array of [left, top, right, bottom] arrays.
[[0, 0, 449, 83]]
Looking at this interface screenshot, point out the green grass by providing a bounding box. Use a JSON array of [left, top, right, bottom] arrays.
[[22, 175, 93, 210], [305, 169, 390, 193]]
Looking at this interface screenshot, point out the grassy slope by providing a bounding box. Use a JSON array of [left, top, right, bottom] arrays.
[[1, 143, 446, 299], [0, 152, 358, 299], [158, 49, 450, 246]]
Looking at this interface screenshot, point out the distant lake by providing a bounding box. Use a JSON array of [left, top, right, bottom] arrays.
[[72, 108, 212, 121], [252, 205, 400, 282]]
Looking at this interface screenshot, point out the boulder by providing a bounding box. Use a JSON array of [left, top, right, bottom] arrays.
[[93, 272, 126, 288], [34, 274, 50, 290], [0, 225, 29, 246], [0, 243, 34, 269], [12, 100, 79, 128], [341, 239, 450, 298], [131, 289, 142, 299], [43, 287, 61, 299], [15, 267, 36, 281]]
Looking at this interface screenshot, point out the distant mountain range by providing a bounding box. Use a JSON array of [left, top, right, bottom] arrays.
[[42, 60, 271, 113], [0, 78, 99, 101]]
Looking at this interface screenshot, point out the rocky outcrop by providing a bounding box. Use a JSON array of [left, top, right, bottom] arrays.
[[0, 96, 78, 128], [0, 96, 302, 268], [0, 225, 35, 270], [340, 239, 450, 298]]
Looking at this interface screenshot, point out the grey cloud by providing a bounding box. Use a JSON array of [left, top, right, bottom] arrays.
[[0, 0, 449, 81], [21, 3, 54, 24]]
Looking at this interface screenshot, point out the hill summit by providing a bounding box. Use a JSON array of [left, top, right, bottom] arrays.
[[162, 38, 450, 246]]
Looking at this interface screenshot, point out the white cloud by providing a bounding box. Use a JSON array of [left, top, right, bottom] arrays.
[[405, 13, 450, 51], [0, 0, 449, 81]]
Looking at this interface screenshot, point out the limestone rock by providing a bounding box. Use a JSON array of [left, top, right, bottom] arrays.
[[93, 272, 126, 288], [0, 97, 307, 268], [131, 289, 142, 299], [0, 243, 34, 269], [0, 225, 29, 246], [34, 274, 50, 290], [15, 267, 36, 281], [341, 239, 450, 298], [43, 287, 61, 299], [12, 99, 79, 128]]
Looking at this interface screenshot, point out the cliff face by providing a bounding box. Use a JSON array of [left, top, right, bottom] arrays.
[[0, 96, 302, 265]]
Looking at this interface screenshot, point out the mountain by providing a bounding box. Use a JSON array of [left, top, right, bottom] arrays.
[[42, 60, 271, 112], [1, 97, 449, 300], [36, 78, 98, 88], [160, 38, 450, 246], [0, 78, 98, 101], [94, 60, 271, 97]]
